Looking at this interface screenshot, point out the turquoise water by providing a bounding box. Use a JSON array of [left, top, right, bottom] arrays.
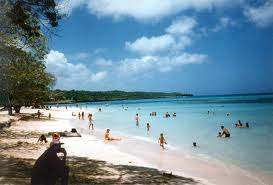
[[60, 94, 273, 173]]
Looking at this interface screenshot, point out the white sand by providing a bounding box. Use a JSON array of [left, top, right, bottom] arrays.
[[1, 107, 272, 185]]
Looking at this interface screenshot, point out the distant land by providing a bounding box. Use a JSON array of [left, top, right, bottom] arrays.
[[48, 90, 193, 104]]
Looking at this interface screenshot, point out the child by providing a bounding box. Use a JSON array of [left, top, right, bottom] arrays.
[[158, 133, 167, 149], [217, 132, 222, 137]]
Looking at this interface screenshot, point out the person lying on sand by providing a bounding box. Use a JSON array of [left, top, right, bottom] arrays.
[[220, 126, 231, 138], [159, 133, 167, 149], [105, 129, 121, 141], [37, 134, 48, 143]]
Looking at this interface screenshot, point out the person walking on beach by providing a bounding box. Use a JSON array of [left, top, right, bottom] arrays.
[[78, 112, 81, 120], [158, 133, 167, 149], [88, 113, 94, 130], [81, 112, 84, 120], [48, 113, 51, 120], [37, 110, 41, 119]]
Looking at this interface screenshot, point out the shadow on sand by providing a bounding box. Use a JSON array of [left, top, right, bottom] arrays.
[[0, 155, 199, 185]]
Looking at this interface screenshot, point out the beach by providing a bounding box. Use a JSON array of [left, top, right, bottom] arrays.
[[0, 95, 273, 185]]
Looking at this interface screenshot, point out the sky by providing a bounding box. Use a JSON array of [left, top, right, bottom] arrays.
[[45, 0, 273, 95]]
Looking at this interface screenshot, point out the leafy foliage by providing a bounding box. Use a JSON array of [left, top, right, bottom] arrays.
[[49, 90, 192, 103], [0, 46, 55, 113]]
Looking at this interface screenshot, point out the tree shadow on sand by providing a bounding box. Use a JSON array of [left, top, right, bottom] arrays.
[[0, 155, 200, 185]]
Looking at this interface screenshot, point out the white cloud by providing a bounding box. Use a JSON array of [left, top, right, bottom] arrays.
[[211, 17, 237, 32], [95, 58, 113, 66], [45, 50, 107, 89], [125, 16, 197, 54], [59, 0, 243, 21], [74, 52, 90, 60], [117, 53, 207, 75], [90, 71, 108, 81], [166, 17, 197, 35], [125, 34, 175, 54], [244, 0, 273, 27]]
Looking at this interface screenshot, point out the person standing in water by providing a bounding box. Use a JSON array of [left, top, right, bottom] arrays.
[[78, 112, 81, 120], [147, 123, 150, 131], [81, 112, 84, 120], [158, 133, 167, 149], [135, 113, 139, 126]]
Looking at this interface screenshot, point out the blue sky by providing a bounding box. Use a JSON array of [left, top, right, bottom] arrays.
[[45, 0, 273, 95]]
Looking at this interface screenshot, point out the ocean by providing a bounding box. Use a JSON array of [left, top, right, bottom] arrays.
[[59, 93, 273, 174]]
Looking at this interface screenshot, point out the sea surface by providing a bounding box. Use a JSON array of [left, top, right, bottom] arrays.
[[59, 94, 273, 174]]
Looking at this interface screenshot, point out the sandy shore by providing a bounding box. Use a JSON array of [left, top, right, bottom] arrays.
[[0, 107, 272, 185], [0, 108, 201, 185]]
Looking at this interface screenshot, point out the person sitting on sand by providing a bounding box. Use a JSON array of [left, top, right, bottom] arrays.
[[31, 143, 69, 185], [158, 133, 167, 149], [104, 129, 120, 141], [220, 126, 231, 138], [37, 134, 48, 143], [50, 133, 60, 146]]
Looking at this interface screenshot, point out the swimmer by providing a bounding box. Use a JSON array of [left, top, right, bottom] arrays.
[[158, 133, 167, 149], [193, 142, 197, 147], [135, 113, 139, 126], [217, 132, 222, 137]]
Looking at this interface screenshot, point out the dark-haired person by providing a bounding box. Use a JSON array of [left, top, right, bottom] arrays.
[[220, 126, 231, 138]]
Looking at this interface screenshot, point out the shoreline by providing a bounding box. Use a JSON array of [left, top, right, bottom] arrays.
[[1, 107, 272, 185]]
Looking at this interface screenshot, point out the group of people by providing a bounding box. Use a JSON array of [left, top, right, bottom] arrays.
[[164, 112, 176, 118], [235, 120, 249, 128]]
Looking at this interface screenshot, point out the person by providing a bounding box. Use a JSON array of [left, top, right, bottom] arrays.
[[98, 108, 102, 112], [193, 142, 197, 147], [104, 129, 121, 141], [235, 120, 243, 128], [220, 126, 230, 138], [173, 112, 176, 117], [158, 133, 167, 149], [48, 113, 51, 120], [78, 112, 81, 120], [88, 113, 94, 130], [31, 143, 69, 185], [65, 105, 67, 110], [147, 123, 150, 131], [72, 112, 76, 116], [245, 122, 249, 128], [37, 135, 48, 143], [217, 132, 222, 137], [37, 110, 41, 119], [81, 112, 84, 120], [50, 133, 60, 147], [135, 113, 139, 126]]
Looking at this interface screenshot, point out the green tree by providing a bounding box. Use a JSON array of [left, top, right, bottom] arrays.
[[0, 46, 55, 114]]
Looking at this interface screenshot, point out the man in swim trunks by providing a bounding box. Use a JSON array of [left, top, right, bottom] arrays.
[[221, 126, 230, 137]]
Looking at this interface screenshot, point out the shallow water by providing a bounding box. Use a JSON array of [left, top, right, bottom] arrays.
[[59, 94, 273, 174]]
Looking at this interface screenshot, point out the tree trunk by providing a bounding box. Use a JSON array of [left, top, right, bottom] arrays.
[[14, 106, 21, 113], [7, 94, 12, 115]]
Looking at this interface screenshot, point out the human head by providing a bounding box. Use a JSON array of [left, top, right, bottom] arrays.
[[221, 126, 224, 129], [106, 129, 110, 133], [160, 133, 163, 136]]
